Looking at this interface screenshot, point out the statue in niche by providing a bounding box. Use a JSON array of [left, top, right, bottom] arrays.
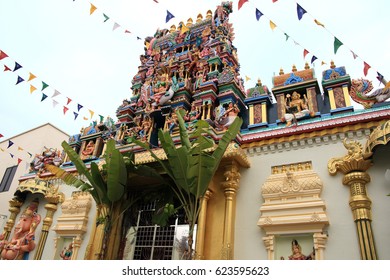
[[280, 239, 315, 260], [60, 242, 73, 260], [0, 199, 41, 260], [80, 140, 95, 160], [282, 91, 314, 127], [215, 101, 240, 130]]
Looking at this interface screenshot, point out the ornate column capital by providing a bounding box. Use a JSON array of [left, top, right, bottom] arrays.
[[221, 161, 241, 195], [328, 139, 372, 175]]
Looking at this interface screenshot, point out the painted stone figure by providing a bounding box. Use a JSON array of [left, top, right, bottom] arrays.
[[0, 199, 41, 260], [283, 91, 314, 127]]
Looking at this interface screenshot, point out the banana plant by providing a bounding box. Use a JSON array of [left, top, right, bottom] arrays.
[[132, 109, 242, 259]]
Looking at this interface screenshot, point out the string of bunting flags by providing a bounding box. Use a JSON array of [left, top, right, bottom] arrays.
[[0, 136, 32, 166], [238, 0, 386, 84], [0, 49, 107, 128]]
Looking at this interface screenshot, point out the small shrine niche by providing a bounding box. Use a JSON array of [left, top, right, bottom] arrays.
[[258, 161, 329, 260], [322, 61, 354, 114], [272, 64, 330, 126], [244, 79, 274, 129]]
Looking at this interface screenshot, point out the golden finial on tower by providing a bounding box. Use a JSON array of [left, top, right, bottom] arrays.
[[186, 18, 193, 27], [178, 22, 184, 31], [330, 60, 336, 69], [304, 62, 310, 70], [206, 10, 213, 20], [292, 64, 297, 72], [279, 68, 284, 75], [170, 25, 176, 33], [257, 78, 262, 86], [196, 13, 203, 23]]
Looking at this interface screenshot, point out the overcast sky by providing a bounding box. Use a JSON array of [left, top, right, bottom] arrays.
[[1, 0, 389, 141]]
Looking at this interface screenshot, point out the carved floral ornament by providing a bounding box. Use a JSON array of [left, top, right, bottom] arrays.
[[328, 139, 372, 175]]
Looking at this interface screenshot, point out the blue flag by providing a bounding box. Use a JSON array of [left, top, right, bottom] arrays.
[[16, 76, 24, 85], [297, 4, 307, 20], [41, 93, 48, 102], [13, 62, 22, 72], [166, 10, 174, 23], [77, 103, 83, 112], [255, 9, 263, 21], [311, 55, 318, 64], [73, 112, 79, 120], [7, 140, 14, 149]]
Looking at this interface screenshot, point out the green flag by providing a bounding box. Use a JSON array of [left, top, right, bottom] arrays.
[[103, 14, 109, 22], [334, 37, 343, 54], [42, 81, 49, 91]]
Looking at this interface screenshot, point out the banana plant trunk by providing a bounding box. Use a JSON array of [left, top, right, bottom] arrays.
[[88, 204, 110, 260]]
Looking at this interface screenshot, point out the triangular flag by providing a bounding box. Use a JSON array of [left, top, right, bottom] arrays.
[[334, 37, 343, 54], [272, 0, 278, 2], [103, 13, 110, 22], [13, 62, 22, 71], [363, 62, 371, 76], [63, 106, 69, 115], [73, 112, 79, 120], [137, 36, 141, 40], [297, 4, 307, 20], [27, 152, 32, 158], [17, 158, 22, 165], [314, 19, 325, 27], [42, 81, 49, 91], [113, 22, 120, 31], [269, 20, 276, 30], [66, 97, 72, 105], [303, 49, 309, 59], [89, 109, 94, 119], [311, 55, 318, 64], [284, 33, 290, 41], [16, 76, 24, 85], [18, 146, 24, 151], [180, 24, 189, 34], [351, 50, 358, 60], [124, 30, 131, 34], [83, 116, 89, 120], [255, 9, 263, 21], [52, 100, 59, 108], [9, 153, 14, 158], [293, 41, 299, 46], [321, 61, 327, 65], [41, 93, 48, 102], [376, 72, 384, 83], [3, 65, 11, 71], [28, 72, 36, 81], [245, 76, 251, 82], [0, 147, 4, 152], [52, 89, 61, 98], [166, 10, 174, 23], [0, 133, 3, 138], [77, 104, 83, 111], [99, 115, 104, 123], [90, 3, 97, 15], [238, 0, 248, 10], [7, 140, 14, 149], [0, 50, 8, 60], [29, 85, 37, 94]]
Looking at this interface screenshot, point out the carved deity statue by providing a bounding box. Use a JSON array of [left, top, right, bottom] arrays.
[[283, 91, 314, 127], [0, 199, 41, 260]]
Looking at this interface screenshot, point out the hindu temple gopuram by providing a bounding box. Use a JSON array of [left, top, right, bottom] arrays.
[[1, 1, 390, 260]]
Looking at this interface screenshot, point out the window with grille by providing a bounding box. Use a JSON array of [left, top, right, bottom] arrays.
[[0, 165, 17, 193], [122, 201, 195, 260]]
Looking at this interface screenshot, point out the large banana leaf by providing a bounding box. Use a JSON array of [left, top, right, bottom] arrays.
[[107, 149, 127, 202]]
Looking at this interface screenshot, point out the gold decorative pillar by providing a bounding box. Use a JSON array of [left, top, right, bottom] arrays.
[[248, 105, 254, 125], [2, 198, 23, 240], [34, 189, 64, 260], [220, 161, 240, 260], [85, 204, 109, 260], [207, 103, 212, 119], [201, 104, 206, 120], [72, 235, 82, 260], [328, 139, 377, 259], [195, 190, 212, 260]]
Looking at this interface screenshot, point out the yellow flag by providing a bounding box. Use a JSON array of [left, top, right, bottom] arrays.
[[18, 146, 24, 151], [0, 147, 4, 152], [269, 20, 276, 31], [90, 3, 97, 15], [245, 75, 251, 82], [30, 85, 37, 94], [314, 19, 325, 28], [89, 109, 94, 119], [83, 116, 89, 121], [321, 61, 327, 65], [181, 24, 189, 34], [28, 72, 36, 81]]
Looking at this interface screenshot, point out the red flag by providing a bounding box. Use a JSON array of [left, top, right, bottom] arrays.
[[303, 49, 309, 59], [17, 158, 22, 165], [238, 0, 248, 10], [63, 106, 69, 115], [0, 50, 8, 60], [363, 62, 371, 76], [272, 0, 278, 2], [124, 30, 131, 34], [67, 97, 72, 105], [0, 133, 3, 138], [3, 65, 11, 71]]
